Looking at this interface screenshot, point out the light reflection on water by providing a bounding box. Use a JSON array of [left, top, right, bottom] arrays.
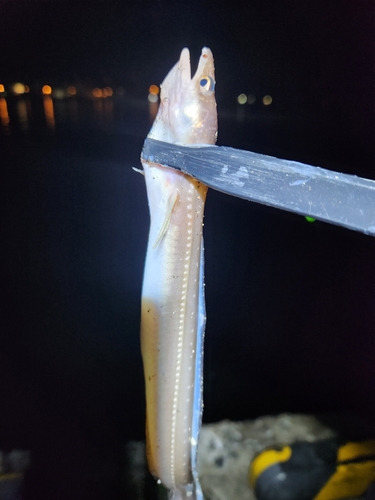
[[1, 93, 373, 180], [0, 94, 156, 136], [43, 95, 55, 130], [16, 98, 30, 130], [148, 100, 158, 123], [0, 97, 10, 128]]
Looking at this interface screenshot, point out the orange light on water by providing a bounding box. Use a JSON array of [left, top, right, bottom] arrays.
[[149, 84, 159, 95], [148, 99, 158, 122], [67, 86, 77, 96], [0, 84, 5, 93], [43, 95, 55, 129], [42, 85, 52, 95], [0, 97, 10, 126], [92, 88, 102, 98]]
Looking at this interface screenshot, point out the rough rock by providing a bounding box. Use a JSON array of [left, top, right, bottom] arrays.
[[197, 414, 337, 500]]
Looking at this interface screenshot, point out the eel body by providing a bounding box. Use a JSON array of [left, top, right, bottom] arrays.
[[140, 47, 217, 499]]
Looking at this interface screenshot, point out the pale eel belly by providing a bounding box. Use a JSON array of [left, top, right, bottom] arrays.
[[141, 160, 207, 494]]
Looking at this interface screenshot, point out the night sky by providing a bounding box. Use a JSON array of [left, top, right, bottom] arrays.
[[1, 1, 375, 499]]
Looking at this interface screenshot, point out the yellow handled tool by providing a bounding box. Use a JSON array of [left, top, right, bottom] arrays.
[[250, 439, 375, 500]]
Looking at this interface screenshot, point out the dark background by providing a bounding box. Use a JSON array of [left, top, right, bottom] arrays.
[[1, 0, 374, 498]]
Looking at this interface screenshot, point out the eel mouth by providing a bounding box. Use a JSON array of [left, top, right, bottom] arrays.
[[178, 47, 214, 83]]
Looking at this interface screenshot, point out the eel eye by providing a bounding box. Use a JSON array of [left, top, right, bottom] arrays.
[[199, 76, 215, 96]]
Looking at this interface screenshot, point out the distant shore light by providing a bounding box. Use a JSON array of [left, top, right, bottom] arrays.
[[247, 94, 256, 104], [105, 86, 113, 96], [13, 83, 25, 95], [53, 88, 65, 99], [148, 93, 158, 103], [262, 95, 272, 105], [0, 84, 4, 93], [237, 93, 247, 105], [149, 84, 159, 95], [67, 86, 77, 96], [92, 88, 102, 98], [42, 85, 52, 95]]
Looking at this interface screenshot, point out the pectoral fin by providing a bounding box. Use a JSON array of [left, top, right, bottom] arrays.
[[152, 191, 178, 249]]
